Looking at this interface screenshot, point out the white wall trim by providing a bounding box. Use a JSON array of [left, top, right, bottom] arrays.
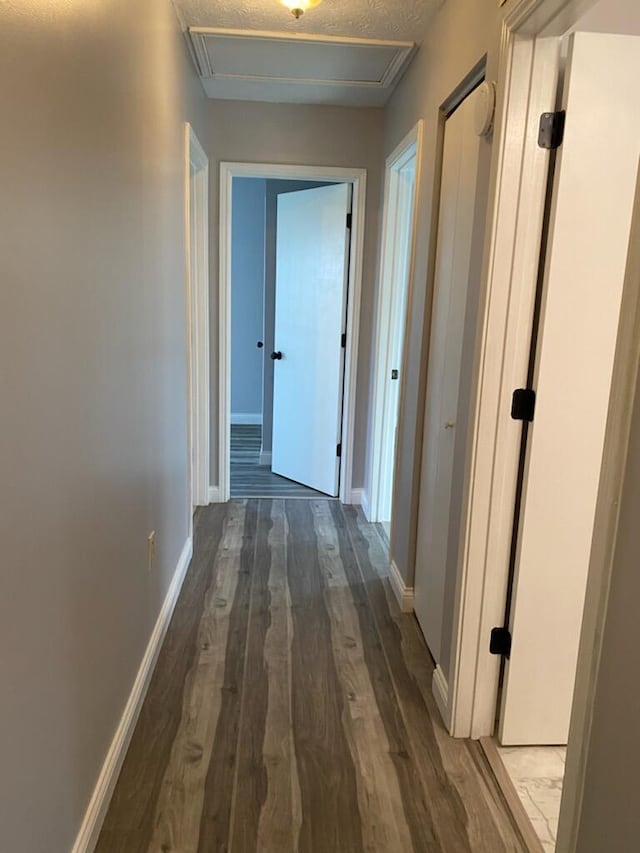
[[432, 665, 451, 729], [366, 120, 423, 526], [71, 537, 193, 853], [218, 161, 367, 505], [208, 485, 222, 503], [388, 559, 414, 613], [230, 413, 262, 425], [185, 123, 210, 516], [259, 450, 272, 466], [348, 487, 364, 506]]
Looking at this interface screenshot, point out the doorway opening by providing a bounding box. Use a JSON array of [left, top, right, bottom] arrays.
[[366, 121, 422, 543], [218, 163, 367, 504], [441, 1, 640, 852], [229, 177, 336, 499]]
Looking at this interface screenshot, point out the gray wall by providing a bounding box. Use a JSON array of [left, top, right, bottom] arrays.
[[231, 178, 266, 420], [568, 163, 640, 853], [377, 0, 507, 673], [573, 322, 640, 851], [0, 2, 207, 850], [206, 100, 385, 486], [262, 179, 333, 453]]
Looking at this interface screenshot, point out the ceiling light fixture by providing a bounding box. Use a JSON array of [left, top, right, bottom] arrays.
[[281, 0, 322, 19]]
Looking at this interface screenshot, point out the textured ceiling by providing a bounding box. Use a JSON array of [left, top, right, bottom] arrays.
[[173, 0, 443, 44]]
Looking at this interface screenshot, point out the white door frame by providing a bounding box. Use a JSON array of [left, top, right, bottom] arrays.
[[366, 121, 423, 526], [217, 162, 367, 504], [185, 123, 210, 524]]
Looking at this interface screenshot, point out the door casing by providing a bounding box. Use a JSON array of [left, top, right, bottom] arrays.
[[185, 123, 210, 533], [366, 121, 423, 529], [217, 162, 367, 505]]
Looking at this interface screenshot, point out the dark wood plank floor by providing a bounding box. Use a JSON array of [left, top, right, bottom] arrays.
[[231, 425, 328, 499], [97, 500, 525, 852]]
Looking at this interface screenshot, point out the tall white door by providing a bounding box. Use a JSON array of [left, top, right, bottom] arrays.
[[414, 89, 482, 661], [499, 33, 640, 745], [271, 183, 351, 497]]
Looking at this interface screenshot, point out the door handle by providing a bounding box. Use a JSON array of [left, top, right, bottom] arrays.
[[444, 420, 456, 429], [270, 351, 283, 360], [257, 340, 264, 349]]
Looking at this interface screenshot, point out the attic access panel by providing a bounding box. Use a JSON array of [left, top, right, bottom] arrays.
[[189, 28, 415, 106]]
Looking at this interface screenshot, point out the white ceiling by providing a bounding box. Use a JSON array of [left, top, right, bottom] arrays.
[[174, 0, 443, 43], [174, 0, 443, 106]]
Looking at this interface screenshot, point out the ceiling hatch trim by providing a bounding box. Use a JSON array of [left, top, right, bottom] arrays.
[[188, 27, 416, 92]]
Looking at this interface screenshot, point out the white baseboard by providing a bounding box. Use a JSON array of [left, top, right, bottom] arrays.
[[208, 486, 223, 503], [432, 665, 451, 730], [348, 487, 364, 506], [230, 413, 262, 425], [259, 450, 272, 466], [360, 489, 371, 521], [72, 537, 193, 853], [389, 559, 414, 613]]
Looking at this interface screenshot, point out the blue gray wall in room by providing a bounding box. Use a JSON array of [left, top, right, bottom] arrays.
[[231, 177, 266, 421]]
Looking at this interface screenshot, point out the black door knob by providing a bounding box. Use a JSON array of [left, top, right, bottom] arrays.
[[257, 340, 264, 349], [270, 351, 283, 360]]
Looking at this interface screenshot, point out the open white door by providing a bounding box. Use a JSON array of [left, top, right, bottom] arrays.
[[499, 33, 640, 746], [271, 183, 351, 497], [414, 88, 482, 662]]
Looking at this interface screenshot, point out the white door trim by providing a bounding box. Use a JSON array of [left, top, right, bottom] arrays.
[[185, 123, 210, 524], [366, 121, 423, 525], [218, 162, 367, 504]]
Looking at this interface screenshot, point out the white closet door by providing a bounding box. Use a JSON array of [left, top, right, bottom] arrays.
[[414, 90, 482, 662], [500, 33, 640, 745], [271, 183, 351, 497]]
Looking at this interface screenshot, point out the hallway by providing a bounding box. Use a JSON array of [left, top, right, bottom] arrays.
[[97, 500, 525, 852]]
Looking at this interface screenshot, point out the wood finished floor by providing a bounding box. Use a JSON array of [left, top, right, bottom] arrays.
[[97, 500, 525, 852], [231, 425, 327, 499]]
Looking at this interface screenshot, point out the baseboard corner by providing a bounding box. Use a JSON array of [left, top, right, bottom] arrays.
[[432, 665, 451, 729], [348, 487, 364, 506], [360, 489, 371, 520], [71, 536, 193, 853], [208, 485, 222, 503], [258, 450, 272, 467], [389, 559, 414, 613]]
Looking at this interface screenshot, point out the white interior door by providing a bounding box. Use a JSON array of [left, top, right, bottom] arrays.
[[499, 33, 640, 746], [271, 183, 351, 496], [414, 89, 482, 662]]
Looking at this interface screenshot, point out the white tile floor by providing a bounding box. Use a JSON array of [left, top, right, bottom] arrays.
[[496, 745, 566, 852]]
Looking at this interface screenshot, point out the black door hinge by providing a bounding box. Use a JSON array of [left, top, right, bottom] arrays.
[[511, 388, 536, 422], [490, 626, 512, 658], [538, 110, 566, 149], [341, 332, 347, 348], [336, 443, 342, 458], [346, 212, 352, 229]]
